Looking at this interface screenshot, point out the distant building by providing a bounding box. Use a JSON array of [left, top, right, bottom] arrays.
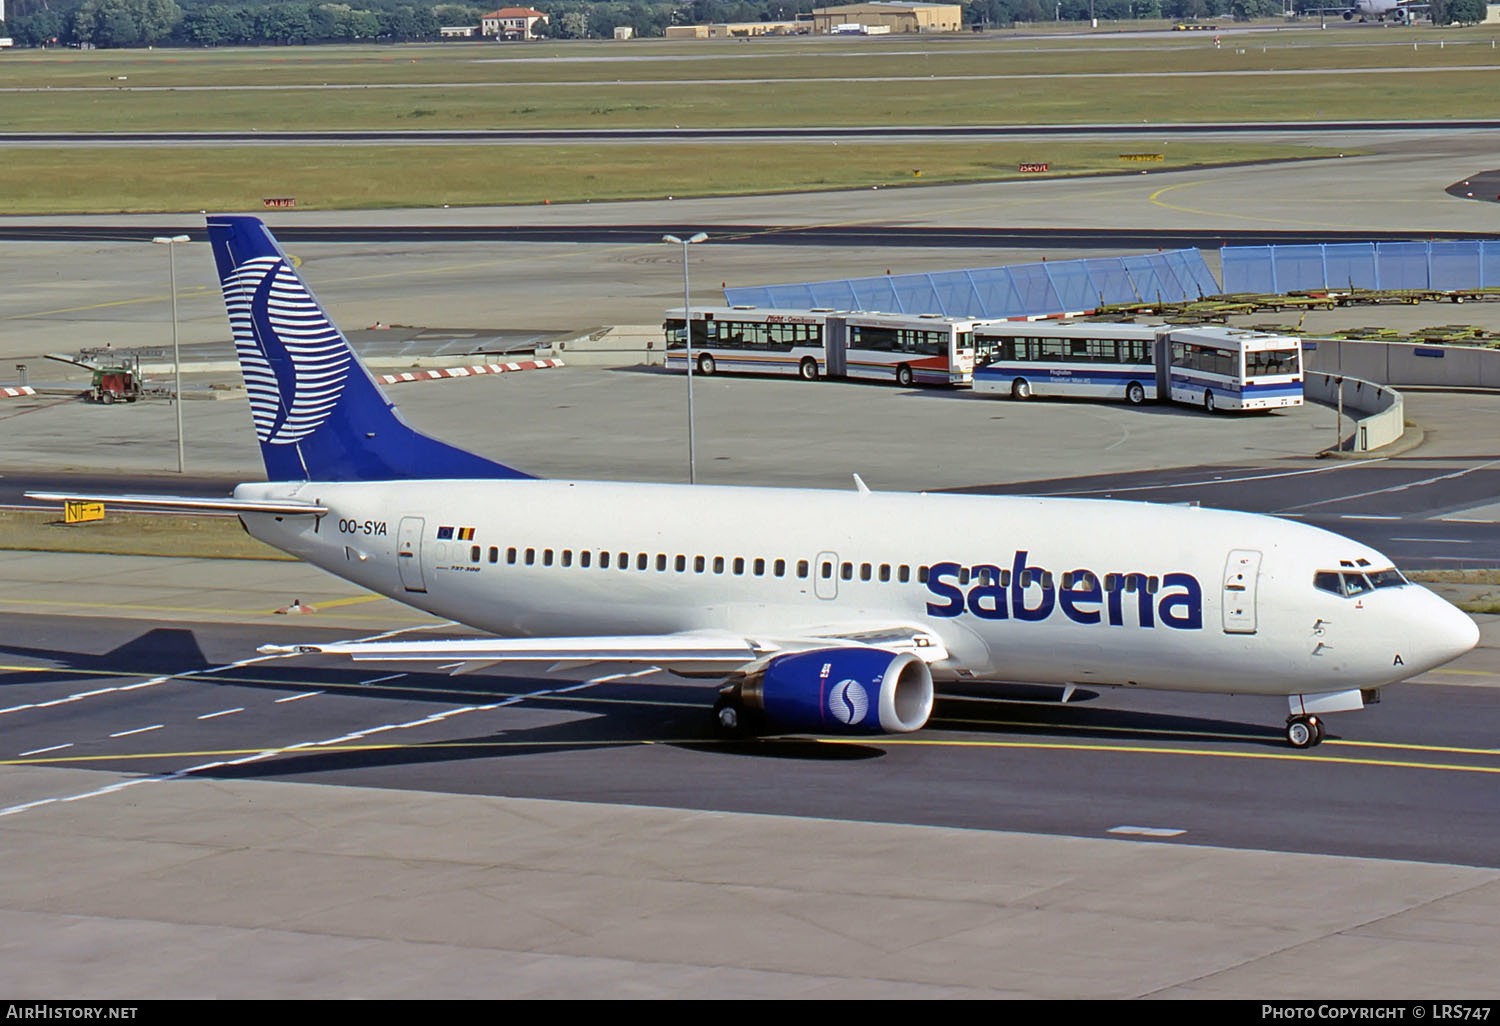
[[614, 26, 635, 39], [663, 21, 806, 39], [811, 2, 962, 33], [481, 7, 550, 40], [440, 25, 480, 38]]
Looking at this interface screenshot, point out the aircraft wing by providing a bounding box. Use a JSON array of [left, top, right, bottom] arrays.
[[259, 624, 949, 676], [24, 491, 327, 516]]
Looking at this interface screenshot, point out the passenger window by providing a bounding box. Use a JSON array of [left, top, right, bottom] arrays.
[[878, 564, 890, 582], [525, 548, 536, 566], [471, 546, 480, 563], [733, 557, 745, 575], [860, 563, 872, 581], [507, 547, 517, 564], [581, 550, 592, 568], [898, 565, 910, 583], [637, 553, 648, 570], [488, 547, 498, 564], [676, 555, 687, 572], [714, 556, 725, 573], [754, 558, 765, 576], [695, 556, 706, 573], [562, 550, 572, 567], [918, 566, 929, 583], [775, 559, 786, 577], [543, 549, 554, 566], [841, 562, 853, 580], [656, 554, 667, 571]]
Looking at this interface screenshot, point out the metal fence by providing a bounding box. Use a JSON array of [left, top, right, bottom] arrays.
[[1222, 241, 1500, 294], [723, 250, 1220, 319]]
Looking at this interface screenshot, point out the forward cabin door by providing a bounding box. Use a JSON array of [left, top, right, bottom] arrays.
[[1222, 549, 1262, 634], [397, 516, 428, 593]]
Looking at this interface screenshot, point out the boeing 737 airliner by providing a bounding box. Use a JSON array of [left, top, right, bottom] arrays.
[[30, 216, 1480, 748]]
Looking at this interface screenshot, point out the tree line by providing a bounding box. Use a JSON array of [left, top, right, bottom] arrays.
[[0, 0, 1487, 48]]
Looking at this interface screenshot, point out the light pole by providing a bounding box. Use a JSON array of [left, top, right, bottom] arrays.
[[152, 234, 190, 473], [663, 232, 707, 485]]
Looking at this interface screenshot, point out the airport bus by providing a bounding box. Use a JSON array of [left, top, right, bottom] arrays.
[[664, 307, 986, 386], [972, 322, 1303, 411], [1165, 325, 1304, 412]]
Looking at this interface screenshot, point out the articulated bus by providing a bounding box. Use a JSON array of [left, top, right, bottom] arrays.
[[973, 323, 1303, 412], [664, 306, 986, 386]]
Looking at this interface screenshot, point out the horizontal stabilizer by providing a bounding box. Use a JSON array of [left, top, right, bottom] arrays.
[[25, 491, 328, 516]]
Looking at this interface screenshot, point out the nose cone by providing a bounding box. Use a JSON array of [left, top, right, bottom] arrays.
[[1405, 589, 1480, 675]]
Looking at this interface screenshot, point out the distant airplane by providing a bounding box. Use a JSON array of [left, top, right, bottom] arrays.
[[29, 216, 1479, 749], [1333, 0, 1430, 22]]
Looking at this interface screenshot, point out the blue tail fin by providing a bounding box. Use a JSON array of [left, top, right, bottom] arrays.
[[206, 215, 532, 483]]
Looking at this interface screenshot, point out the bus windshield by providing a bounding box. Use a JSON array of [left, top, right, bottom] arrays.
[[1245, 348, 1300, 378]]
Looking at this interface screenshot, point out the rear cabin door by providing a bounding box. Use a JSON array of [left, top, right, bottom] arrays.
[[397, 516, 428, 593], [1222, 549, 1262, 634]]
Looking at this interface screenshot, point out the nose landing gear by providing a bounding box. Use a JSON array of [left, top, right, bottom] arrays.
[[1286, 714, 1325, 749]]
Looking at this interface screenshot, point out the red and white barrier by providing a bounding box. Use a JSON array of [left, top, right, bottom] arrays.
[[998, 310, 1094, 322], [0, 386, 36, 399], [378, 359, 564, 385]]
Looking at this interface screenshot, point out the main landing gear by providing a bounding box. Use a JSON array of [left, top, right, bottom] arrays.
[[1285, 715, 1326, 749]]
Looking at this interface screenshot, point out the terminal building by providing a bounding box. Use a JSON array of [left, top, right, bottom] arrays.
[[810, 2, 963, 33]]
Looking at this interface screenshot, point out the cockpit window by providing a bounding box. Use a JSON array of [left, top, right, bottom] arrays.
[[1315, 568, 1406, 597]]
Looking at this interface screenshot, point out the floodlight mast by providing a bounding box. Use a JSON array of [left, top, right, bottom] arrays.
[[663, 232, 708, 484]]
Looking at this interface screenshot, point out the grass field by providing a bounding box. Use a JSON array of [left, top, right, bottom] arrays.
[[0, 509, 289, 560], [0, 25, 1493, 210], [0, 140, 1349, 212]]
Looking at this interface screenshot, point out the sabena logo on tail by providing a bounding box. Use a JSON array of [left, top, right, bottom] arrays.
[[224, 255, 352, 446]]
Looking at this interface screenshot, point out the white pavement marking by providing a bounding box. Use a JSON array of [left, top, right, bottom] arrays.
[[274, 691, 324, 704], [1108, 825, 1187, 838], [1041, 459, 1385, 498], [18, 743, 72, 757], [0, 650, 651, 820], [0, 622, 462, 819], [1279, 457, 1500, 513], [108, 725, 163, 738], [359, 673, 408, 685], [1392, 538, 1469, 544], [197, 707, 245, 720], [1340, 514, 1401, 520]]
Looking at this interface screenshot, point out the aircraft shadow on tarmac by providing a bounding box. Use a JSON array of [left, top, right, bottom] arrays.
[[2, 628, 1293, 769], [0, 628, 211, 685]]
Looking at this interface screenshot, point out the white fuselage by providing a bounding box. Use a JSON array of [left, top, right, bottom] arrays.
[[235, 478, 1476, 698]]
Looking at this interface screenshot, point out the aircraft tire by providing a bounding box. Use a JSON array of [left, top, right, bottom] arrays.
[[1286, 716, 1320, 749]]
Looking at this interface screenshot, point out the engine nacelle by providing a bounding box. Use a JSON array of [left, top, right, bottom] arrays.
[[737, 647, 935, 735]]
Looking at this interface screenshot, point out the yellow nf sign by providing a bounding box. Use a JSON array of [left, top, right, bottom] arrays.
[[64, 501, 105, 524]]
